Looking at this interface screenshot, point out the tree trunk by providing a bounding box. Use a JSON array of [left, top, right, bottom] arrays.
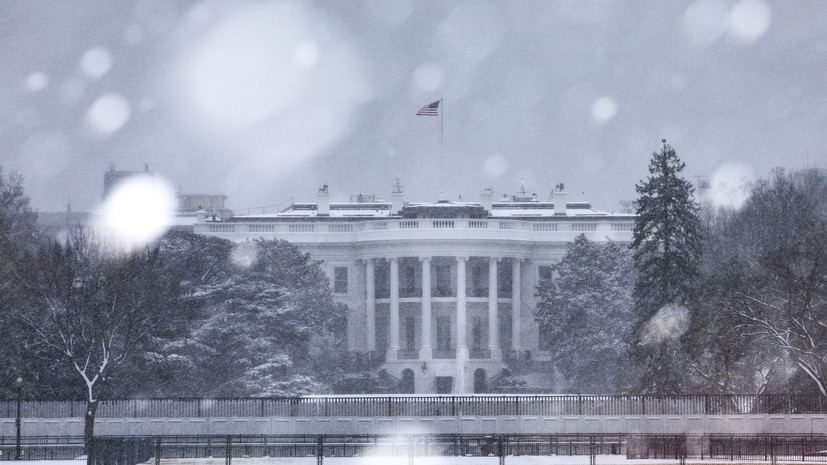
[[84, 399, 98, 465]]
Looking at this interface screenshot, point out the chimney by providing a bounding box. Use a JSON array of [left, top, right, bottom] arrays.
[[480, 188, 493, 213], [391, 178, 405, 214], [553, 189, 567, 216], [317, 184, 330, 216]]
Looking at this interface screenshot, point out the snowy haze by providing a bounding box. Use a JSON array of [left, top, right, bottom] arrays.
[[2, 0, 826, 214]]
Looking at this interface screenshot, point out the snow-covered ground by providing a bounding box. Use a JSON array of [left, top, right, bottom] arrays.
[[12, 457, 827, 465]]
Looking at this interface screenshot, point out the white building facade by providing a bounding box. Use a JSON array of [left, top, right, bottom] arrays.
[[194, 185, 634, 394]]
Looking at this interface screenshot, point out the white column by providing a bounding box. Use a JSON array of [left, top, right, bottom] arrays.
[[456, 257, 468, 356], [511, 258, 522, 353], [419, 257, 433, 360], [366, 258, 376, 353], [456, 256, 468, 393], [387, 257, 400, 361], [488, 257, 501, 359]]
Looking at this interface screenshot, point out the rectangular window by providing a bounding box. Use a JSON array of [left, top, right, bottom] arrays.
[[437, 316, 451, 351], [500, 313, 512, 351], [405, 317, 416, 351], [334, 266, 348, 294], [375, 261, 389, 298], [404, 265, 416, 292], [472, 317, 482, 351], [538, 265, 553, 283], [498, 263, 512, 297], [436, 265, 451, 297], [472, 265, 486, 297]]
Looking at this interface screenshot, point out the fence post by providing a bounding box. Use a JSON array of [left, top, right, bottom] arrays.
[[316, 435, 324, 465], [498, 435, 506, 465], [589, 435, 596, 465], [770, 435, 777, 465], [769, 435, 774, 463], [408, 434, 414, 465], [225, 435, 232, 465], [155, 437, 161, 465]]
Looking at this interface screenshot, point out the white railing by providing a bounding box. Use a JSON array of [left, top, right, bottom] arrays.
[[289, 224, 314, 232], [207, 224, 235, 233], [249, 224, 276, 233], [196, 218, 635, 242], [572, 223, 597, 232], [533, 223, 557, 232], [611, 222, 634, 231], [328, 224, 354, 232], [433, 220, 454, 229]]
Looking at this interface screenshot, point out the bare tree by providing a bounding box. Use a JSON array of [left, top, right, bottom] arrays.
[[0, 167, 46, 398], [706, 169, 827, 395], [18, 231, 179, 456]]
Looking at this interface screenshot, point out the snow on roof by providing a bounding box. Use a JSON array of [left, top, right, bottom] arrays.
[[232, 200, 631, 219], [237, 202, 393, 219]]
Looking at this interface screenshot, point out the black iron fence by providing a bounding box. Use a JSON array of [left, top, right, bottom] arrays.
[[4, 434, 827, 464], [0, 436, 84, 461], [2, 394, 826, 419]]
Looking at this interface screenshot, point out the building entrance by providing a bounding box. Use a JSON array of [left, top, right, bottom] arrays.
[[435, 376, 453, 394]]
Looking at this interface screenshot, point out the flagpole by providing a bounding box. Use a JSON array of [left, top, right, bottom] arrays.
[[440, 96, 444, 201]]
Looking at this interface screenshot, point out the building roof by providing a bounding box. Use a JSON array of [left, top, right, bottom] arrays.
[[230, 189, 632, 221]]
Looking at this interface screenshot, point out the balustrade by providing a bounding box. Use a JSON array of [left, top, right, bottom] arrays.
[[197, 218, 635, 238]]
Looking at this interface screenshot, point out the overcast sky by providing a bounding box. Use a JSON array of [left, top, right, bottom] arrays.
[[2, 0, 826, 214]]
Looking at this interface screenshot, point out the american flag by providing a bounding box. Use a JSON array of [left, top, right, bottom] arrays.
[[416, 100, 440, 116]]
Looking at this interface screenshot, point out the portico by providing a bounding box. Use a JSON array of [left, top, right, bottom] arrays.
[[358, 255, 521, 392]]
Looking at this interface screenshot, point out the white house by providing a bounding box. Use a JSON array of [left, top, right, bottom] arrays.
[[194, 184, 634, 394]]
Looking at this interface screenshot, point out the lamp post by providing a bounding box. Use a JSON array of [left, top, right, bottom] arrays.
[[15, 376, 23, 460]]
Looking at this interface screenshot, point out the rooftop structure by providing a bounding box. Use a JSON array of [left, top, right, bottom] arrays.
[[195, 183, 635, 394]]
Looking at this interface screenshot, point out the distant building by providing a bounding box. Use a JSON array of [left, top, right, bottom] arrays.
[[37, 165, 231, 236], [103, 163, 154, 200], [195, 183, 635, 394]]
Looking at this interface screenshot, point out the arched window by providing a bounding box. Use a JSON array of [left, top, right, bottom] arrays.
[[473, 369, 487, 393], [399, 369, 415, 394]]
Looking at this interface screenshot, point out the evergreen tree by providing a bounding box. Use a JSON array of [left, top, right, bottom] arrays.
[[630, 140, 702, 394], [535, 235, 636, 393], [146, 231, 348, 397]]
